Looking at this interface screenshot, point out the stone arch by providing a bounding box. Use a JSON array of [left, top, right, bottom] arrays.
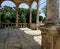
[[1, 0, 16, 7], [18, 3, 30, 24], [31, 1, 37, 9], [31, 1, 37, 23], [0, 0, 16, 25], [19, 3, 29, 9]]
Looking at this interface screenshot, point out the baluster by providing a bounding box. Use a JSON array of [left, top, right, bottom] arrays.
[[2, 24, 3, 28], [18, 23, 19, 28], [24, 23, 25, 28], [17, 23, 18, 28], [13, 24, 14, 28], [23, 23, 24, 28], [10, 24, 11, 28], [3, 24, 4, 28], [21, 24, 22, 28], [6, 24, 8, 28], [5, 24, 6, 28], [19, 24, 21, 27], [12, 24, 13, 28], [25, 23, 26, 27], [8, 24, 9, 28], [22, 23, 23, 27], [11, 24, 12, 28], [22, 23, 23, 28]]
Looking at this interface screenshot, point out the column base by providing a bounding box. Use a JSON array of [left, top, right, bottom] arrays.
[[0, 23, 1, 29], [39, 26, 60, 49], [45, 21, 56, 27], [29, 23, 36, 30]]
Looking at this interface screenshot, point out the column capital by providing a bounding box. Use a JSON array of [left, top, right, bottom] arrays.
[[15, 3, 19, 7], [29, 2, 32, 8]]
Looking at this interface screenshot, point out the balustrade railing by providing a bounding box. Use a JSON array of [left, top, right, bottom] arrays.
[[1, 23, 29, 28], [18, 23, 29, 28]]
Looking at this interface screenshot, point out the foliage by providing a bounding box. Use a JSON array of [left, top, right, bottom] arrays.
[[39, 16, 43, 21], [32, 9, 37, 23], [1, 6, 16, 23], [18, 8, 27, 23], [42, 17, 46, 23], [18, 8, 37, 23], [0, 6, 44, 23], [25, 9, 30, 23]]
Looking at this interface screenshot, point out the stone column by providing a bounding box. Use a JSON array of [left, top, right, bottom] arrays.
[[0, 4, 1, 28], [59, 0, 60, 18], [40, 0, 59, 49], [46, 0, 59, 26], [36, 0, 40, 30], [16, 4, 19, 28], [29, 5, 32, 28]]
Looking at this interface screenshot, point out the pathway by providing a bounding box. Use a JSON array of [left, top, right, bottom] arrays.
[[0, 28, 41, 49]]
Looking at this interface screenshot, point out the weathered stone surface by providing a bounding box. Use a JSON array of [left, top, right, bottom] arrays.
[[40, 27, 60, 49], [46, 0, 59, 27], [0, 28, 41, 49]]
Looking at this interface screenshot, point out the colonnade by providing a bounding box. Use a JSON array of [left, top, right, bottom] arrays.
[[0, 0, 40, 29]]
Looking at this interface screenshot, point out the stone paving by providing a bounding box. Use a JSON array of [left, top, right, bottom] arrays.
[[0, 28, 41, 49]]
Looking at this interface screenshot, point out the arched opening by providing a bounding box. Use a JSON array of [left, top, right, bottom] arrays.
[[19, 3, 29, 9], [1, 1, 16, 7], [39, 0, 47, 25], [18, 3, 29, 24], [32, 1, 37, 23], [1, 1, 16, 28]]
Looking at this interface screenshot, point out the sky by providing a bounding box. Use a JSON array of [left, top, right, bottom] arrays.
[[1, 0, 46, 17]]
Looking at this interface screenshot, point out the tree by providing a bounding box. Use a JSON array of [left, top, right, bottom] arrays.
[[42, 6, 46, 23], [26, 9, 37, 23], [19, 14, 26, 23], [18, 8, 26, 23], [39, 16, 43, 21], [1, 6, 16, 23], [1, 6, 43, 23], [32, 9, 37, 23], [42, 17, 46, 23], [25, 9, 30, 23]]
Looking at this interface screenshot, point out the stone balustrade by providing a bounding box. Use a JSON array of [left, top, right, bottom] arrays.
[[1, 23, 29, 29]]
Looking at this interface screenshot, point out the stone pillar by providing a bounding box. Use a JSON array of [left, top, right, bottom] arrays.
[[39, 0, 60, 49], [0, 4, 1, 28], [46, 0, 59, 26], [59, 0, 60, 18], [29, 5, 32, 28], [36, 0, 40, 30], [16, 4, 19, 28]]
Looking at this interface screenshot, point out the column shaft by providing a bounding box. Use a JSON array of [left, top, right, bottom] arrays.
[[29, 5, 32, 28], [0, 4, 1, 28], [46, 0, 59, 26], [16, 5, 18, 28], [36, 0, 40, 30]]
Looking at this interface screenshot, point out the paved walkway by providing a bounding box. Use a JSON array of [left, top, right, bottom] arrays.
[[0, 28, 41, 49]]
